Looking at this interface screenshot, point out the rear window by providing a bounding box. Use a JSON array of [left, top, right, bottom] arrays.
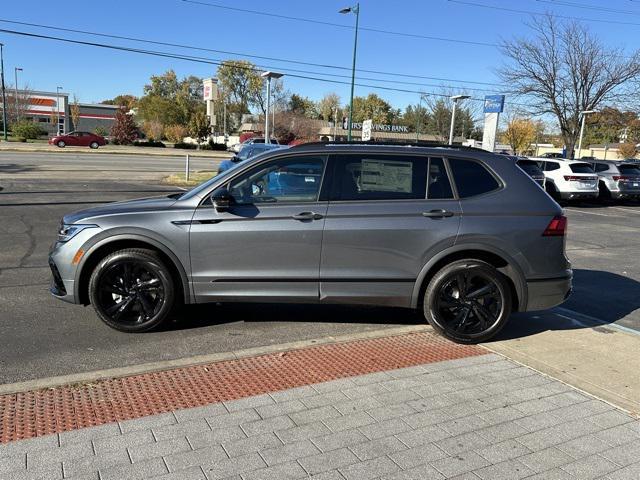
[[619, 165, 640, 175], [449, 159, 500, 198], [516, 160, 543, 175], [570, 163, 595, 174]]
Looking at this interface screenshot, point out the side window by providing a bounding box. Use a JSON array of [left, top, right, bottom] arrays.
[[448, 158, 500, 198], [594, 163, 608, 173], [427, 158, 454, 199], [547, 162, 560, 171], [228, 155, 326, 204], [331, 154, 427, 201]]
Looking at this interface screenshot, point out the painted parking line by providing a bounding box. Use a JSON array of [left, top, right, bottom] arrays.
[[564, 208, 621, 217], [554, 307, 640, 337], [607, 206, 640, 215]]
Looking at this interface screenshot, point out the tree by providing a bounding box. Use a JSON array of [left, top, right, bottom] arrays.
[[317, 93, 341, 121], [500, 15, 640, 158], [352, 93, 394, 124], [6, 83, 33, 124], [188, 111, 210, 145], [288, 94, 317, 118], [137, 70, 203, 127], [217, 60, 262, 114], [502, 117, 537, 154], [583, 107, 639, 147], [618, 142, 638, 159], [101, 94, 137, 110], [12, 120, 44, 140], [142, 120, 164, 141], [164, 124, 188, 143], [402, 103, 430, 133], [423, 97, 476, 141], [70, 95, 81, 131], [110, 108, 138, 145]]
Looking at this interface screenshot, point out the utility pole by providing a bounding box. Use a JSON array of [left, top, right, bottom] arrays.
[[0, 43, 8, 141], [14, 67, 22, 121]]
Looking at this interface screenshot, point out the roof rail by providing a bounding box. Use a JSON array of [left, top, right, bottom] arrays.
[[290, 140, 490, 153]]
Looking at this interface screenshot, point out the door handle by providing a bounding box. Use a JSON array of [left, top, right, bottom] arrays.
[[422, 209, 454, 218], [292, 211, 324, 221]]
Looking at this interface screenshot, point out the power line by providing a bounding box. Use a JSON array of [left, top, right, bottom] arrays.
[[181, 0, 499, 48], [534, 0, 640, 17], [0, 17, 504, 88], [448, 0, 640, 27], [0, 27, 512, 104]]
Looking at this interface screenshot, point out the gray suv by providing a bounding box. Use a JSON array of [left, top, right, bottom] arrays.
[[50, 143, 572, 343], [590, 160, 640, 201]]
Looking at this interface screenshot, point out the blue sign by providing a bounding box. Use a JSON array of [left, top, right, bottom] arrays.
[[484, 95, 505, 113]]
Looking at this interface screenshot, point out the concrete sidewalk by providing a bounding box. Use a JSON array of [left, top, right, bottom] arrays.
[[1, 349, 639, 479], [0, 141, 228, 158]]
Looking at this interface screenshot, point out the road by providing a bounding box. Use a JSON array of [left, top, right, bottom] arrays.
[[1, 151, 639, 386]]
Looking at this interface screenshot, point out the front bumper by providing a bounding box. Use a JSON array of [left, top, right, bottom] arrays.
[[525, 272, 573, 311]]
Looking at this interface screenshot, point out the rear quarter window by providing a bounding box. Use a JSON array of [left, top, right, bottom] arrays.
[[619, 165, 640, 175], [448, 158, 501, 198]]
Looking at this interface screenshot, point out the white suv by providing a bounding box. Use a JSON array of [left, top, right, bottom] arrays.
[[536, 158, 598, 201]]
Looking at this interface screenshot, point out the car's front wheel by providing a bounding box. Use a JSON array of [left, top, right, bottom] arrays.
[[57, 140, 66, 148], [423, 260, 512, 343], [89, 141, 99, 149], [88, 248, 175, 332]]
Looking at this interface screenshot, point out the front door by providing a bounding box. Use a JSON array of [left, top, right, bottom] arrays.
[[189, 154, 328, 302], [320, 154, 461, 307]]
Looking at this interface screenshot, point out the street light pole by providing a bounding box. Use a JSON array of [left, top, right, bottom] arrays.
[[577, 110, 596, 159], [56, 86, 63, 135], [340, 3, 359, 142], [14, 67, 22, 122], [416, 93, 424, 142], [260, 71, 283, 145], [0, 43, 8, 141], [448, 95, 470, 145]]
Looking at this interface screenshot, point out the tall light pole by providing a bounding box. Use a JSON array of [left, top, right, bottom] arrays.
[[416, 93, 424, 142], [14, 67, 22, 121], [0, 43, 8, 141], [339, 3, 359, 141], [577, 110, 596, 159], [56, 86, 63, 135], [448, 95, 470, 145], [260, 71, 282, 144]]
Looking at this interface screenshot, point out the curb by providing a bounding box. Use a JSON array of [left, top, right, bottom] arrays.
[[0, 325, 430, 396]]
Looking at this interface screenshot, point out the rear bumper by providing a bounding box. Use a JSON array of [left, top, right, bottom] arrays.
[[525, 272, 572, 312], [611, 191, 640, 199], [559, 191, 598, 200]]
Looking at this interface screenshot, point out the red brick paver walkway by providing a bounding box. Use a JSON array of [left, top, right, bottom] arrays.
[[0, 331, 485, 443]]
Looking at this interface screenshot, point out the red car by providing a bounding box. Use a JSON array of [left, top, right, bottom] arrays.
[[49, 131, 107, 149]]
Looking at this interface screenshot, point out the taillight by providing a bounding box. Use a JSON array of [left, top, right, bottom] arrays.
[[564, 175, 597, 181], [613, 175, 631, 181], [543, 215, 567, 237]]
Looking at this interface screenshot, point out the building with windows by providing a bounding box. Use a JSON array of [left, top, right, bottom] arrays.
[[4, 89, 119, 136]]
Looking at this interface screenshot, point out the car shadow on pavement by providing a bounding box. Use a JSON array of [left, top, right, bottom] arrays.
[[492, 268, 640, 341], [163, 302, 424, 332]]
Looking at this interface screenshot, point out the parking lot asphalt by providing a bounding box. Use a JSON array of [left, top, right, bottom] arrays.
[[1, 160, 639, 387]]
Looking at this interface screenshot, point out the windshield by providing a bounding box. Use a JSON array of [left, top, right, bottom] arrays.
[[570, 163, 595, 174]]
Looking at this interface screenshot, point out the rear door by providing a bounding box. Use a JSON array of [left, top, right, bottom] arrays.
[[319, 153, 461, 307]]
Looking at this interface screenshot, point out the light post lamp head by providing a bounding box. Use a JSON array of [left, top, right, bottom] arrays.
[[260, 71, 283, 80], [580, 110, 596, 117], [339, 5, 359, 14], [451, 94, 471, 102]]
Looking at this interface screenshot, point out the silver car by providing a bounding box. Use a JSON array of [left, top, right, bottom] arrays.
[[50, 143, 572, 343], [590, 160, 640, 201]]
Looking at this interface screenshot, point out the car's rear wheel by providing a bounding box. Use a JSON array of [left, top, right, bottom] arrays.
[[57, 140, 66, 148], [89, 141, 99, 149], [88, 248, 175, 332], [598, 182, 613, 204], [423, 260, 512, 344]]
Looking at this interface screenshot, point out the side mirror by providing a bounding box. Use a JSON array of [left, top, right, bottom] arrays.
[[231, 155, 240, 163], [211, 187, 233, 212]]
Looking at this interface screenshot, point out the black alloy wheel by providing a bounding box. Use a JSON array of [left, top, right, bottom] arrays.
[[88, 249, 175, 332], [424, 260, 512, 343]]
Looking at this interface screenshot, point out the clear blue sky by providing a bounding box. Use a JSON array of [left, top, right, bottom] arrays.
[[0, 0, 636, 112]]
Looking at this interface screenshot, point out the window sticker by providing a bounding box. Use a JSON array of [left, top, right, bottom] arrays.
[[360, 159, 413, 193]]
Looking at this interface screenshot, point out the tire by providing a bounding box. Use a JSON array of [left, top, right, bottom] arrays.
[[88, 248, 175, 332], [89, 141, 99, 149], [422, 259, 512, 344], [57, 140, 66, 148], [545, 181, 560, 201]]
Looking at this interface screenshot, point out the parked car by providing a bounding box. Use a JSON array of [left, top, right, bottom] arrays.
[[515, 159, 545, 187], [218, 143, 288, 175], [230, 137, 279, 153], [589, 160, 640, 201], [540, 152, 564, 159], [49, 131, 107, 149], [49, 143, 571, 343], [536, 158, 598, 201]]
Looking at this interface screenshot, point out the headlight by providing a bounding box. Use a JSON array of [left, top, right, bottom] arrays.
[[57, 223, 98, 242]]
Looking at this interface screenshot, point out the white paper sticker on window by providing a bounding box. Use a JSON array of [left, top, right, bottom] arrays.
[[360, 159, 413, 193]]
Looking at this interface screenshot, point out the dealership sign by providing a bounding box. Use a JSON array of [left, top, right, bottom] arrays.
[[483, 95, 505, 113], [203, 78, 218, 101]]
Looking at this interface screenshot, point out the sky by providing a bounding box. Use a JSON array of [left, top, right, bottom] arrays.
[[0, 0, 637, 114]]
